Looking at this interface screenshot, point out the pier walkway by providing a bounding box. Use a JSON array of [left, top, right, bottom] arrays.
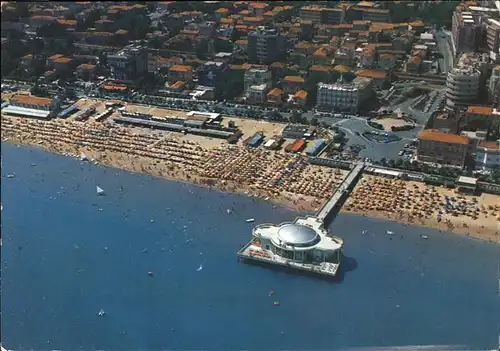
[[316, 162, 365, 223]]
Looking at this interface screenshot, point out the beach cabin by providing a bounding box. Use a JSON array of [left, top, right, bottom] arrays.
[[305, 139, 326, 156], [456, 176, 478, 194], [247, 133, 264, 148]]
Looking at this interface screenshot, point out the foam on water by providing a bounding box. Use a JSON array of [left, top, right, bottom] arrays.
[[1, 143, 499, 350]]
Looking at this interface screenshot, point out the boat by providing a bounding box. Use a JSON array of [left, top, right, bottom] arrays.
[[246, 218, 255, 223], [96, 186, 105, 196], [273, 301, 280, 306], [97, 309, 106, 316], [80, 152, 88, 161], [226, 209, 232, 214], [386, 230, 394, 235], [196, 264, 203, 272], [6, 174, 15, 178]]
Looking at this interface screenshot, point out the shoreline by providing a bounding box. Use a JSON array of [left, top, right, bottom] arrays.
[[1, 116, 499, 244]]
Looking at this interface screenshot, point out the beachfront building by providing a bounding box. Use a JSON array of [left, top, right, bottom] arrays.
[[445, 53, 486, 111], [238, 216, 344, 277], [3, 94, 60, 119], [475, 140, 500, 169], [417, 129, 470, 167]]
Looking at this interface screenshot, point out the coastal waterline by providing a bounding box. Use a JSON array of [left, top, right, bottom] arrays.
[[1, 143, 499, 350]]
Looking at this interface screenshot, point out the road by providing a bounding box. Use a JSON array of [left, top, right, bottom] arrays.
[[435, 30, 454, 75]]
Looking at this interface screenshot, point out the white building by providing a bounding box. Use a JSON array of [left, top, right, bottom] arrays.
[[238, 216, 344, 277], [490, 65, 500, 103], [244, 68, 272, 91], [316, 77, 373, 113], [475, 140, 500, 169], [246, 84, 268, 104], [445, 53, 486, 110]]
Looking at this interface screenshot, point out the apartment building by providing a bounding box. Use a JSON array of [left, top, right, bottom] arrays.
[[451, 10, 478, 55], [445, 53, 485, 111], [197, 61, 228, 99], [244, 68, 272, 91], [107, 44, 148, 83], [350, 7, 391, 23], [417, 129, 470, 167], [475, 140, 500, 169], [316, 77, 373, 113], [246, 84, 268, 104], [299, 6, 345, 25], [247, 27, 286, 64], [486, 18, 500, 62], [489, 66, 500, 103], [168, 65, 193, 85]]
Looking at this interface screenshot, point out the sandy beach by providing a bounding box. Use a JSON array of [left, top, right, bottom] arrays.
[[343, 175, 500, 242], [2, 115, 499, 243]]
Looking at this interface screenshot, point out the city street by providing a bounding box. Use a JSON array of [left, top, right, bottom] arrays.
[[435, 29, 454, 74]]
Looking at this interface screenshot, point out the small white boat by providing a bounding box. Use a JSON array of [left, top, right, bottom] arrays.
[[6, 174, 15, 178], [226, 209, 232, 214], [80, 152, 88, 161], [386, 230, 394, 235], [97, 309, 106, 316], [246, 218, 255, 223], [421, 235, 428, 240], [96, 186, 105, 196], [196, 264, 203, 272]]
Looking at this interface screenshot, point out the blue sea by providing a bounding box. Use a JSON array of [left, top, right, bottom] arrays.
[[1, 142, 499, 351]]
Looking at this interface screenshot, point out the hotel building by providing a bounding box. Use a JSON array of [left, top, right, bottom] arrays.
[[417, 129, 470, 167], [316, 77, 373, 113]]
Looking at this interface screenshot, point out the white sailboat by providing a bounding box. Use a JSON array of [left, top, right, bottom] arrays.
[[97, 309, 106, 316], [96, 186, 105, 196]]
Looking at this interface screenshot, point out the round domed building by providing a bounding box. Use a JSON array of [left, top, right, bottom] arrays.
[[238, 216, 343, 277]]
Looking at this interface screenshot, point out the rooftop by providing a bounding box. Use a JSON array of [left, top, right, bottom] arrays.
[[284, 76, 305, 83], [170, 65, 193, 73], [467, 106, 493, 115], [418, 130, 469, 145]]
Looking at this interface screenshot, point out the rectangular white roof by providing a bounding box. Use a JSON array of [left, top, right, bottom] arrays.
[[2, 105, 51, 119], [457, 176, 478, 185]]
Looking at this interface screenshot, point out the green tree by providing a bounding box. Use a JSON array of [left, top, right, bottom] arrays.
[[289, 111, 303, 123]]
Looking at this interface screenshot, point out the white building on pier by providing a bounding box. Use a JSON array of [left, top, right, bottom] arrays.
[[238, 216, 343, 277]]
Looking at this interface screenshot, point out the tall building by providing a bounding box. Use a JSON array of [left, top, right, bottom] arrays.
[[445, 53, 485, 111], [316, 77, 373, 113], [247, 27, 285, 64], [451, 10, 479, 55], [197, 61, 228, 99], [489, 66, 500, 102], [486, 18, 500, 62], [107, 44, 148, 83]]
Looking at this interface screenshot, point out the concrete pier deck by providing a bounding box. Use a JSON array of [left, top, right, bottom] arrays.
[[316, 162, 365, 223]]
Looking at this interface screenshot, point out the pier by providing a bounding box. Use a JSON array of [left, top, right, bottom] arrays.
[[316, 162, 365, 224]]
